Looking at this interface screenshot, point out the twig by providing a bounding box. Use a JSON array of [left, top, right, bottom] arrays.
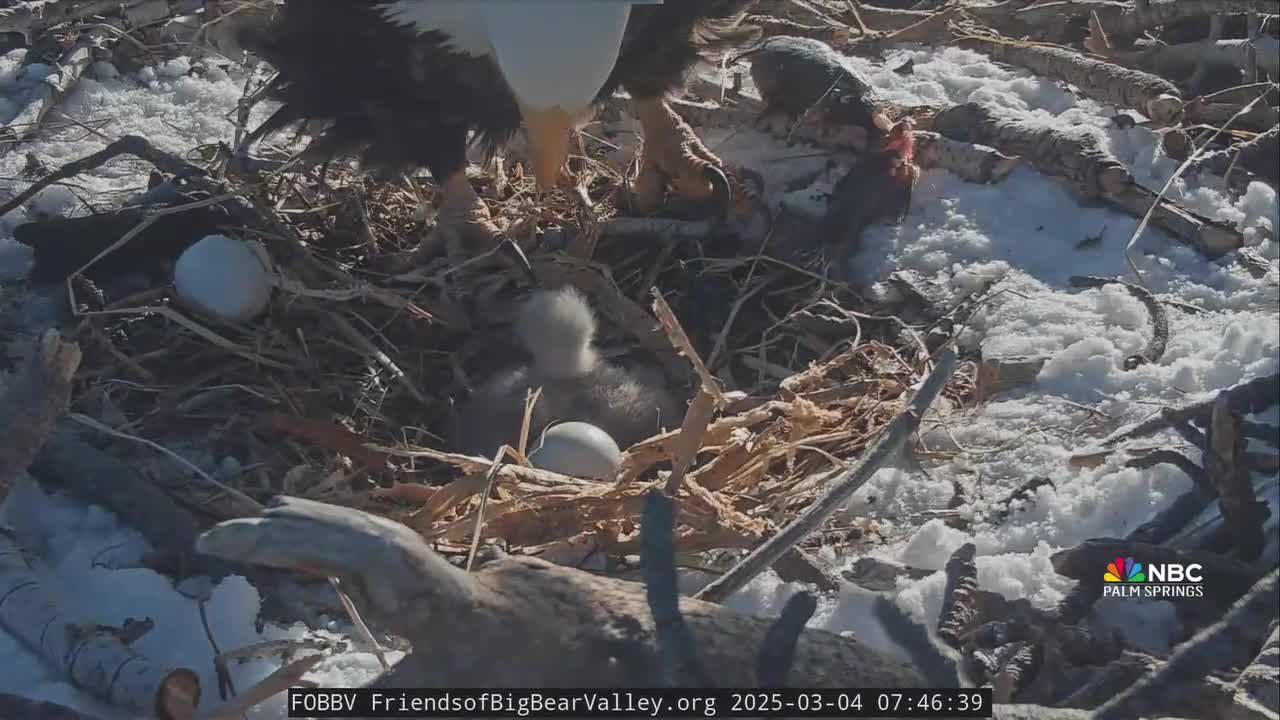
[[756, 591, 818, 687], [1069, 275, 1169, 370], [694, 348, 957, 602], [66, 413, 258, 513], [650, 288, 723, 402], [198, 654, 322, 720], [0, 135, 207, 219], [328, 311, 429, 405], [1083, 374, 1279, 451], [642, 489, 712, 687], [1121, 92, 1268, 283], [465, 447, 507, 572], [1125, 450, 1211, 491], [329, 577, 390, 671], [937, 543, 981, 649], [664, 388, 718, 496]]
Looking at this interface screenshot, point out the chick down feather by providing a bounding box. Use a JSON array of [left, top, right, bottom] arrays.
[[458, 287, 683, 458]]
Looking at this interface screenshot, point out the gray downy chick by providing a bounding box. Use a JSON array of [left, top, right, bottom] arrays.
[[458, 287, 683, 458]]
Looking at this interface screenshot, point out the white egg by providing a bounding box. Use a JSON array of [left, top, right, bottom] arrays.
[[173, 234, 274, 324], [528, 421, 623, 479]]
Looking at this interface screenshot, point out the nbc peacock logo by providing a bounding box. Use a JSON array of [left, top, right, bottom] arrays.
[[1104, 556, 1145, 583], [1101, 555, 1205, 598]]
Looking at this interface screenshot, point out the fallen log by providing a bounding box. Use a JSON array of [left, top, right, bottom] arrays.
[[1057, 651, 1236, 714], [1073, 373, 1279, 458], [0, 332, 198, 719], [1102, 37, 1280, 85], [0, 331, 80, 502], [28, 429, 239, 578], [0, 693, 102, 720], [1189, 125, 1280, 184], [1183, 95, 1280, 133], [955, 35, 1184, 125], [931, 101, 1243, 258], [0, 529, 200, 720], [195, 496, 926, 688], [1232, 619, 1280, 716], [0, 0, 201, 42], [669, 94, 1013, 182], [1206, 392, 1270, 560], [1018, 0, 1280, 41], [914, 131, 1022, 183], [0, 29, 104, 157]]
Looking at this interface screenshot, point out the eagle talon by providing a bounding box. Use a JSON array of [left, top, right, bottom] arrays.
[[703, 165, 732, 220], [496, 237, 537, 285], [630, 97, 754, 223]]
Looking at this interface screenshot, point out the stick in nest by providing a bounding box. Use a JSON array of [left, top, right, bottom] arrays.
[[642, 489, 713, 687], [649, 288, 725, 496], [0, 135, 208, 219], [1068, 275, 1169, 370], [199, 654, 323, 720], [694, 348, 958, 603]]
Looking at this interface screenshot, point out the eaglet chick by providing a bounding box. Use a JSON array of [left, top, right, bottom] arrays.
[[458, 287, 683, 458]]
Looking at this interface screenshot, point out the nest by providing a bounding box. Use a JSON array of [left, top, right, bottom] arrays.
[[0, 19, 983, 590], [23, 125, 972, 584]]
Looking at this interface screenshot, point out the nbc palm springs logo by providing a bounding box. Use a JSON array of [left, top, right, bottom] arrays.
[[1102, 556, 1205, 598]]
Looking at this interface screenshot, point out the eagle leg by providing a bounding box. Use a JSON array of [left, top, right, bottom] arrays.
[[631, 97, 754, 221], [417, 170, 505, 264], [376, 171, 533, 282]]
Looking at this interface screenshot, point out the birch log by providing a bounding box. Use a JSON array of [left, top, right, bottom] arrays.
[[0, 331, 80, 501], [0, 330, 199, 718], [955, 36, 1184, 125], [1105, 37, 1280, 83], [1017, 0, 1280, 40], [0, 529, 200, 719], [0, 30, 103, 157], [669, 96, 1017, 183], [196, 496, 926, 688], [0, 693, 101, 720], [931, 102, 1243, 258], [1183, 96, 1280, 132], [0, 0, 202, 42]]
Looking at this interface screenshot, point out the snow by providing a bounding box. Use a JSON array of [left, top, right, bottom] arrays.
[[0, 40, 1276, 717]]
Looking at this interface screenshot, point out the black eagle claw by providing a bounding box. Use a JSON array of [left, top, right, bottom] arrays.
[[497, 236, 536, 285], [703, 165, 732, 221]]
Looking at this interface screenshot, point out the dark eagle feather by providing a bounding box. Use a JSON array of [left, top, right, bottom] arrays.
[[241, 1, 759, 180]]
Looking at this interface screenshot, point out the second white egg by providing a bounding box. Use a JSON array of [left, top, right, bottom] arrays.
[[528, 421, 623, 479]]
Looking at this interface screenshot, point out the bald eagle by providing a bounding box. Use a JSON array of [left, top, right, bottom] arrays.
[[242, 0, 758, 259]]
